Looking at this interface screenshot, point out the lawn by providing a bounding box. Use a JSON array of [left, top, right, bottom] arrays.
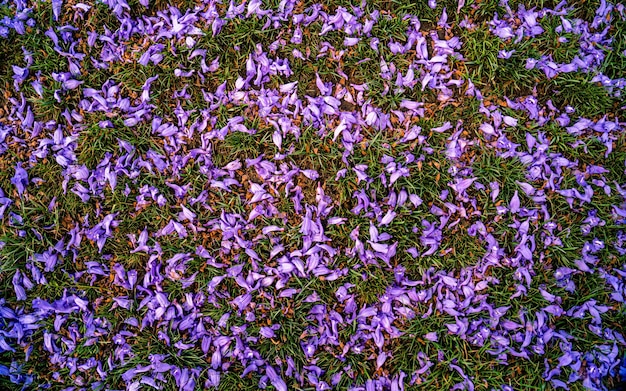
[[1, 0, 626, 390]]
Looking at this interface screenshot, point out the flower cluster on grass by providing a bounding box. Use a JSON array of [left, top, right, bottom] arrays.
[[0, 0, 625, 390]]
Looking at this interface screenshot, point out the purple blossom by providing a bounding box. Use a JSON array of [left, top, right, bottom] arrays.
[[11, 163, 28, 196]]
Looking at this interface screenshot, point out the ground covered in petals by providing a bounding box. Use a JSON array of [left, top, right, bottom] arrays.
[[1, 0, 626, 390]]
